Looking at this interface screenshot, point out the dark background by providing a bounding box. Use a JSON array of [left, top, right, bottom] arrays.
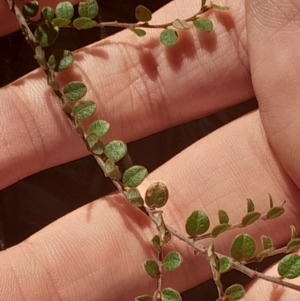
[[0, 1, 278, 300]]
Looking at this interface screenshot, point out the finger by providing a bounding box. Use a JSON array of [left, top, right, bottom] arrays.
[[1, 111, 299, 300], [0, 0, 79, 37], [241, 250, 300, 300], [0, 0, 253, 189], [246, 1, 300, 186]]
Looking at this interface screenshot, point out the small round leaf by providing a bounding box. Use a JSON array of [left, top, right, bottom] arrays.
[[131, 28, 147, 37], [125, 188, 144, 207], [104, 159, 121, 180], [160, 29, 178, 47], [225, 284, 245, 300], [41, 6, 54, 21], [104, 140, 127, 162], [122, 166, 148, 188], [219, 257, 231, 273], [256, 249, 272, 262], [193, 18, 213, 32], [52, 18, 71, 27], [135, 296, 153, 301], [185, 210, 210, 237], [211, 223, 231, 237], [88, 120, 110, 138], [48, 49, 74, 72], [145, 182, 168, 209], [247, 198, 255, 212], [78, 0, 99, 19], [218, 209, 229, 224], [241, 211, 261, 226], [266, 206, 285, 219], [63, 81, 87, 101], [163, 251, 182, 271], [55, 1, 74, 20], [211, 3, 229, 10], [172, 19, 190, 30], [230, 234, 256, 261], [22, 1, 39, 19], [162, 288, 182, 301], [261, 235, 273, 250], [135, 5, 152, 22], [151, 235, 161, 252], [73, 17, 97, 29], [287, 238, 300, 252], [143, 260, 159, 278], [278, 254, 300, 279], [35, 21, 59, 47], [72, 100, 96, 120], [86, 133, 104, 155]]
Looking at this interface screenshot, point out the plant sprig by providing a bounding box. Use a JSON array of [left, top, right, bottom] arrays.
[[7, 0, 300, 300]]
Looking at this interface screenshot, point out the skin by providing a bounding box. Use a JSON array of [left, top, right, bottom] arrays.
[[0, 0, 299, 300]]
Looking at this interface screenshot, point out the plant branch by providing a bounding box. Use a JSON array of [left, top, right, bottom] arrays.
[[8, 0, 300, 294]]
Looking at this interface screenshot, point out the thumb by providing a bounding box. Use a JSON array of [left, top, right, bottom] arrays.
[[246, 1, 300, 186]]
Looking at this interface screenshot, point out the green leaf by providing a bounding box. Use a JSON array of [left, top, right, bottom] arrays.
[[86, 133, 104, 155], [104, 158, 121, 180], [162, 288, 182, 301], [131, 28, 147, 37], [247, 198, 255, 212], [193, 18, 213, 32], [125, 188, 144, 207], [287, 238, 300, 252], [241, 211, 261, 226], [87, 120, 110, 138], [163, 251, 182, 271], [151, 235, 161, 252], [261, 235, 273, 250], [78, 0, 99, 19], [135, 5, 152, 22], [230, 234, 256, 261], [135, 296, 153, 301], [104, 140, 127, 162], [185, 211, 210, 237], [211, 223, 231, 237], [278, 254, 300, 279], [145, 182, 168, 209], [55, 1, 74, 20], [41, 6, 54, 21], [266, 206, 285, 220], [290, 225, 298, 239], [218, 209, 229, 224], [143, 260, 159, 278], [172, 19, 190, 30], [157, 212, 172, 245], [22, 1, 39, 19], [72, 100, 96, 120], [219, 257, 231, 273], [48, 49, 74, 72], [73, 17, 97, 29], [269, 193, 273, 208], [211, 3, 229, 10], [35, 21, 59, 47], [122, 165, 148, 188], [225, 284, 245, 300], [160, 29, 178, 47], [52, 18, 71, 27], [63, 81, 87, 101], [256, 249, 272, 262]]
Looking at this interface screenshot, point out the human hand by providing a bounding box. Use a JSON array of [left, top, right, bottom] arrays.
[[0, 0, 299, 300]]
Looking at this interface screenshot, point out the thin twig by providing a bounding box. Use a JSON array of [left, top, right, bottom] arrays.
[[7, 0, 300, 294]]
